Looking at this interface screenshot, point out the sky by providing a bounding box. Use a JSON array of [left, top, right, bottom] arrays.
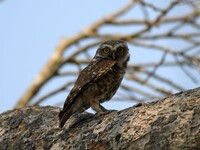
[[0, 0, 199, 114]]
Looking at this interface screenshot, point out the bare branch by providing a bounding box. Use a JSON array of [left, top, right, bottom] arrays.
[[33, 82, 74, 105], [15, 0, 200, 108]]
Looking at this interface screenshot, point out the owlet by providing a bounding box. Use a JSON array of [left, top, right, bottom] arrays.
[[59, 40, 130, 127]]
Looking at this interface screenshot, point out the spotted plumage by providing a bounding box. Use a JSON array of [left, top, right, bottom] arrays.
[[59, 40, 130, 128]]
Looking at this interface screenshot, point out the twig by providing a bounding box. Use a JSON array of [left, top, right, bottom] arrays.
[[33, 82, 74, 105], [142, 52, 167, 83]]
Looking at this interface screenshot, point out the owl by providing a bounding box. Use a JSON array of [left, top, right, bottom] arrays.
[[59, 40, 130, 128]]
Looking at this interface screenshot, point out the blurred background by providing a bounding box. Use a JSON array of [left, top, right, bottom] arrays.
[[0, 0, 200, 114]]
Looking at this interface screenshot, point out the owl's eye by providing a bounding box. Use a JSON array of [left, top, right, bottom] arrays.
[[103, 47, 110, 54], [117, 47, 124, 53]]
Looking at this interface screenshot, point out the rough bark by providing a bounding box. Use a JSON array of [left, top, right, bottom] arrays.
[[0, 87, 200, 150]]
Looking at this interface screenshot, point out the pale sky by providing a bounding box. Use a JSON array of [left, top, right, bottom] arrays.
[[0, 0, 199, 113]]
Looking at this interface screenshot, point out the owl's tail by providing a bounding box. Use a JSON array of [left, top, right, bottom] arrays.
[[59, 99, 84, 128], [59, 108, 72, 128]]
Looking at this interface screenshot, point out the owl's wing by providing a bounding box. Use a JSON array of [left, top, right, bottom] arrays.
[[63, 59, 116, 109]]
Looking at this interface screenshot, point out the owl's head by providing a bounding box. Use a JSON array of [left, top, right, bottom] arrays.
[[95, 40, 130, 66]]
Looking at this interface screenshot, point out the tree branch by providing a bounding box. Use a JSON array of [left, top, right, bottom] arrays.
[[1, 87, 200, 149]]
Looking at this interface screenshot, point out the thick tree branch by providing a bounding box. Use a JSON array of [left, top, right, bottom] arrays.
[[1, 87, 200, 149]]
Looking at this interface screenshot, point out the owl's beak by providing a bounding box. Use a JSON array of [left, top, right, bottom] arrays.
[[112, 53, 116, 60]]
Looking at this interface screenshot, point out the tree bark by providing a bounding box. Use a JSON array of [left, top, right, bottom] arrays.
[[0, 87, 200, 150]]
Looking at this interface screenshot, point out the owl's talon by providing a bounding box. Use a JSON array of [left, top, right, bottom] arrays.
[[95, 110, 116, 117]]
